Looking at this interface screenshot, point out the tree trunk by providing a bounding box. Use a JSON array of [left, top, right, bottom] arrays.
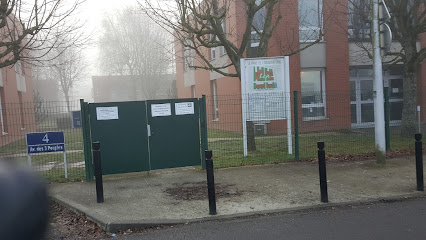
[[401, 68, 417, 137], [64, 92, 71, 113], [247, 121, 256, 152]]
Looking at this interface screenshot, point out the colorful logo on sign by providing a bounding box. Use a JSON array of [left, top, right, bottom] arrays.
[[253, 66, 277, 90]]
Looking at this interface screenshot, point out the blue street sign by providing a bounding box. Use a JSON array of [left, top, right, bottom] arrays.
[[27, 144, 65, 154], [26, 131, 67, 178], [26, 132, 65, 146]]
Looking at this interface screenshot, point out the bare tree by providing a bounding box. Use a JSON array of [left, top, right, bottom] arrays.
[[53, 46, 87, 112], [141, 0, 326, 151], [141, 0, 282, 78], [167, 80, 178, 99], [0, 0, 87, 68], [33, 43, 87, 113], [33, 90, 46, 124], [347, 0, 426, 136], [97, 6, 173, 100]]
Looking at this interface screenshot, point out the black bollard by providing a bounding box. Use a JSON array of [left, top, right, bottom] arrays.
[[205, 150, 217, 215], [415, 134, 424, 191], [317, 142, 328, 203], [93, 142, 104, 203]]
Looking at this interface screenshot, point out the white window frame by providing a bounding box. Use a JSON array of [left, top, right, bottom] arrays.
[[301, 69, 327, 121], [298, 0, 323, 42]]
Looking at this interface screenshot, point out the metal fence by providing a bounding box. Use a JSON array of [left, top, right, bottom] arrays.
[[206, 90, 417, 168], [1, 90, 421, 182], [0, 100, 85, 182]]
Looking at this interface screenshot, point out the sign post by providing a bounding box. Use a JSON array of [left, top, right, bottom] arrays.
[[26, 132, 67, 178], [240, 56, 292, 156]]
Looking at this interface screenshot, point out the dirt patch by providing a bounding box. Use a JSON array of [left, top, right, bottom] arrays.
[[45, 201, 109, 240], [301, 149, 415, 164], [165, 181, 244, 201]]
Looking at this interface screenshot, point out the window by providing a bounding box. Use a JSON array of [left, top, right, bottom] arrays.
[[184, 40, 194, 71], [298, 0, 323, 42], [210, 46, 216, 60], [348, 0, 371, 40], [250, 0, 266, 49], [211, 80, 219, 120], [301, 69, 326, 120], [209, 31, 217, 60], [191, 85, 196, 98], [15, 61, 26, 92]]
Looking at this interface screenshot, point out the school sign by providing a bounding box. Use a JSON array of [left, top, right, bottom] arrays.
[[240, 56, 292, 156]]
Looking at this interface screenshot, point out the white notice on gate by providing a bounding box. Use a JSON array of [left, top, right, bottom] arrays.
[[175, 102, 194, 115], [96, 107, 119, 120], [151, 103, 172, 117]]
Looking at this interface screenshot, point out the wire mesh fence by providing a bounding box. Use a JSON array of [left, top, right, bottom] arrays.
[[206, 90, 416, 168], [0, 100, 85, 182], [1, 90, 421, 183]]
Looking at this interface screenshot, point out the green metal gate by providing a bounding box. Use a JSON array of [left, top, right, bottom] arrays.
[[84, 98, 205, 177], [147, 99, 201, 170], [88, 101, 150, 175]]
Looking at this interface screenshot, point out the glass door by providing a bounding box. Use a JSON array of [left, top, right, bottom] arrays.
[[350, 68, 375, 128], [350, 66, 404, 129]]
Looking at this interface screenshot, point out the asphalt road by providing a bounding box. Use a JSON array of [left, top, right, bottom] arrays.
[[118, 198, 426, 240]]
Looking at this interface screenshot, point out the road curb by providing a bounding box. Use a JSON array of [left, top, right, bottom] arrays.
[[51, 192, 426, 233], [50, 195, 114, 230]]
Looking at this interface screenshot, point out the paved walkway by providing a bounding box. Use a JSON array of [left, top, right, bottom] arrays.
[[50, 157, 426, 232]]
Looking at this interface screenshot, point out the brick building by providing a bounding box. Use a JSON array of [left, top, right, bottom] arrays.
[[0, 61, 36, 146], [175, 0, 425, 133]]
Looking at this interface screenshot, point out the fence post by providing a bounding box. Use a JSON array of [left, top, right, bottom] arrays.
[[92, 142, 104, 203], [415, 134, 424, 191], [317, 142, 328, 203], [417, 106, 421, 133], [205, 150, 216, 215], [384, 87, 390, 151], [200, 95, 208, 170], [294, 91, 299, 160], [80, 99, 94, 181]]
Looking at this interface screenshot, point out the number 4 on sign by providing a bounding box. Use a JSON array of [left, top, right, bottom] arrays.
[[42, 134, 49, 143]]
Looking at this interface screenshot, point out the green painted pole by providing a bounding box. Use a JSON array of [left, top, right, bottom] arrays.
[[200, 95, 208, 170], [294, 91, 299, 160], [384, 87, 390, 151], [80, 99, 94, 181]]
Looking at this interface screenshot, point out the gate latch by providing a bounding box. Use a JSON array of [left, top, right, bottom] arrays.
[[147, 124, 151, 137]]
